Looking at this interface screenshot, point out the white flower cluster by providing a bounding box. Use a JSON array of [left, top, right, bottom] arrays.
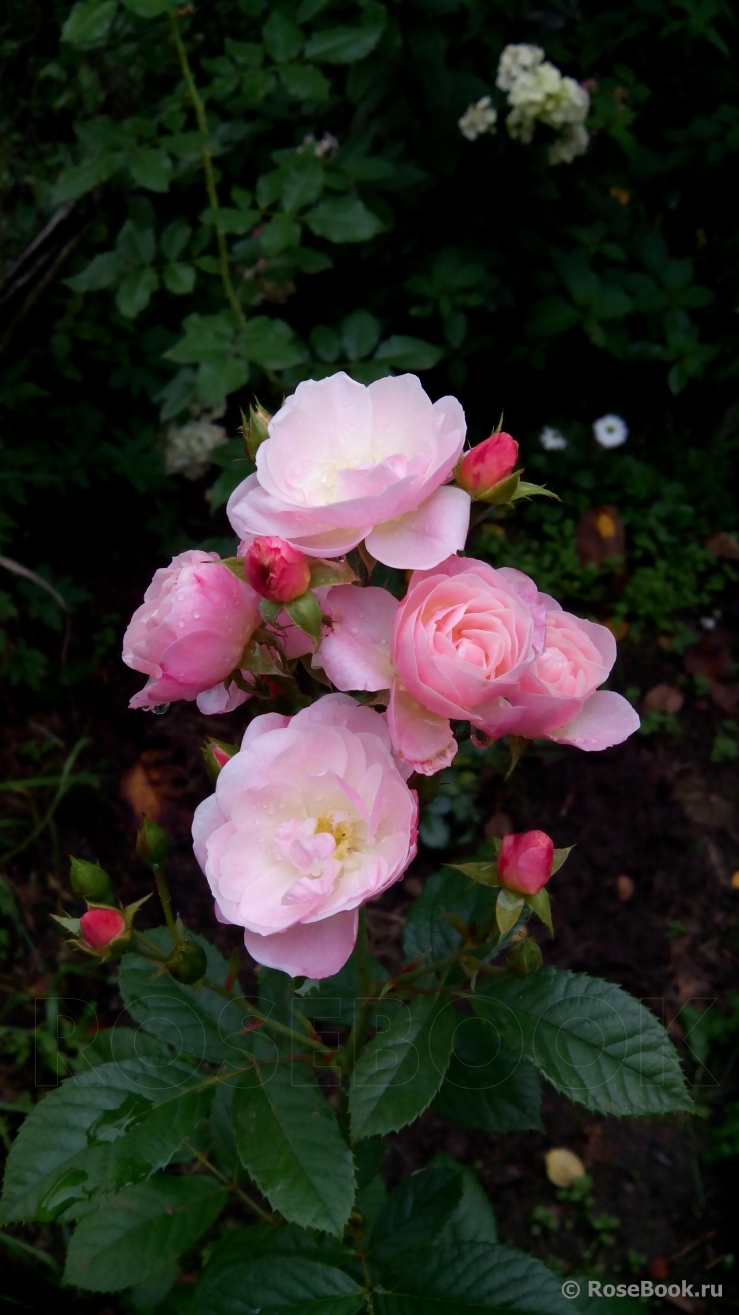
[[592, 414, 628, 449], [539, 425, 568, 452], [496, 44, 590, 165], [164, 409, 227, 480], [458, 96, 498, 142]]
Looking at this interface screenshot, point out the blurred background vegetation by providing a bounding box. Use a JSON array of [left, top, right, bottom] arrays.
[[1, 0, 739, 1299]]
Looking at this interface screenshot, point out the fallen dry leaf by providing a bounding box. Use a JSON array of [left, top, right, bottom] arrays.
[[544, 1148, 586, 1187], [683, 630, 732, 682], [650, 1256, 670, 1280], [643, 684, 684, 715], [731, 871, 739, 890], [708, 681, 739, 714], [705, 531, 739, 560], [119, 760, 162, 822], [484, 809, 513, 838], [576, 505, 626, 568], [616, 874, 635, 901]]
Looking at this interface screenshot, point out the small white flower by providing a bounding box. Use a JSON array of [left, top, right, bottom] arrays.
[[164, 415, 227, 479], [549, 123, 589, 166], [539, 426, 568, 451], [593, 414, 628, 449], [314, 132, 339, 159], [700, 616, 717, 630], [458, 96, 498, 141], [496, 44, 545, 93]]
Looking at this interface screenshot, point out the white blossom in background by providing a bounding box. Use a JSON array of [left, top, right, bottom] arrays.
[[539, 426, 568, 451], [164, 411, 227, 479], [458, 96, 498, 141], [496, 44, 545, 92], [592, 414, 629, 449], [495, 43, 590, 164], [299, 132, 339, 159]]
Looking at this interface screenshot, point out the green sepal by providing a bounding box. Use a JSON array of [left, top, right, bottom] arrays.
[[220, 556, 245, 580], [285, 591, 323, 645], [50, 914, 82, 935], [239, 638, 284, 676], [495, 889, 525, 935], [247, 400, 271, 461], [505, 735, 530, 779], [307, 558, 358, 589], [122, 894, 153, 924], [511, 480, 560, 502], [450, 861, 500, 888], [551, 845, 574, 874], [476, 470, 521, 505], [526, 888, 553, 935], [258, 598, 282, 624]]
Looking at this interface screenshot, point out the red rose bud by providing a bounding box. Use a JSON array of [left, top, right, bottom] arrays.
[[498, 830, 554, 896], [457, 432, 519, 498], [244, 536, 311, 603], [80, 907, 128, 949], [203, 738, 239, 783]]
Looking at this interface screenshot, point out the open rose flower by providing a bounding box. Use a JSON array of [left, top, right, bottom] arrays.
[[316, 558, 639, 771], [227, 372, 471, 570], [123, 550, 260, 712], [191, 694, 418, 977]]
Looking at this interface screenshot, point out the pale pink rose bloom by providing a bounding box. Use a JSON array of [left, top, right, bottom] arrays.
[[227, 372, 471, 570], [123, 550, 260, 711], [191, 694, 418, 978], [316, 561, 545, 773], [498, 830, 553, 896]]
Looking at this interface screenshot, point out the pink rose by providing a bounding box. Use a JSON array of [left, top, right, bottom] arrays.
[[80, 908, 127, 948], [226, 372, 471, 570], [315, 561, 640, 770], [123, 550, 260, 711], [457, 431, 519, 498], [244, 536, 311, 602], [316, 559, 546, 773], [191, 694, 418, 978], [509, 609, 641, 748], [498, 830, 553, 895]]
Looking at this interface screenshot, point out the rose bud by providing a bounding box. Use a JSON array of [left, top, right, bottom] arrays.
[[457, 432, 519, 498], [79, 907, 128, 950], [69, 856, 112, 904], [244, 536, 312, 603], [498, 830, 554, 896]]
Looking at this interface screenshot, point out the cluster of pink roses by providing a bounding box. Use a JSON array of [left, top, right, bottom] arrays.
[[122, 372, 639, 977]]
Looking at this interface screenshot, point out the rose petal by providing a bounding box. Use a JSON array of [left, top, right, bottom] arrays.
[[547, 690, 640, 750], [387, 683, 457, 775], [366, 485, 472, 570], [317, 585, 397, 691], [243, 908, 359, 978]]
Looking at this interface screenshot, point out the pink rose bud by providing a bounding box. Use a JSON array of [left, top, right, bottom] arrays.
[[80, 907, 127, 949], [498, 830, 554, 896], [457, 432, 519, 498], [244, 536, 312, 603]]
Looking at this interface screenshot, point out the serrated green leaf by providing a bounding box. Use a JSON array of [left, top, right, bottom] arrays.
[[190, 1255, 365, 1314], [279, 63, 331, 103], [433, 1019, 543, 1134], [310, 325, 341, 362], [349, 994, 455, 1139], [372, 1240, 573, 1314], [127, 147, 172, 192], [163, 262, 196, 295], [64, 1176, 226, 1292], [285, 591, 322, 644], [306, 197, 384, 244], [160, 219, 192, 262], [369, 1166, 463, 1265], [197, 356, 249, 407], [263, 11, 303, 63], [51, 153, 120, 204], [473, 967, 693, 1116], [118, 929, 266, 1065], [374, 335, 443, 370], [429, 1155, 498, 1245], [0, 1058, 210, 1224], [65, 250, 123, 292], [121, 0, 176, 14], [116, 267, 158, 318], [232, 1065, 355, 1235], [403, 868, 505, 963], [61, 0, 117, 47], [304, 21, 384, 64], [341, 310, 381, 361]]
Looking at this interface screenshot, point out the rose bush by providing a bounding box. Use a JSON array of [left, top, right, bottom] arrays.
[[192, 694, 418, 977], [122, 550, 260, 713], [227, 372, 471, 569]]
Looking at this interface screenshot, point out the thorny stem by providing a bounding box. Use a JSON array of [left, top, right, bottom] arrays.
[[187, 1145, 277, 1225], [168, 12, 245, 324], [201, 976, 332, 1054]]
